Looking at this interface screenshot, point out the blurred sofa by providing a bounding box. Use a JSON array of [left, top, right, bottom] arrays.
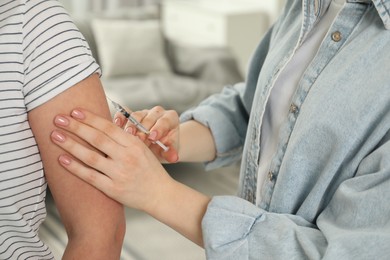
[[73, 6, 243, 114]]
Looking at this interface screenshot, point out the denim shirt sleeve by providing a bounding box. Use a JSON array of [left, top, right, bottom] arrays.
[[202, 136, 390, 259], [180, 83, 248, 170]]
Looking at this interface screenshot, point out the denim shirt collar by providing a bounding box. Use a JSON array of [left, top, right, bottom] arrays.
[[312, 0, 390, 30], [349, 0, 390, 29], [371, 0, 390, 29]]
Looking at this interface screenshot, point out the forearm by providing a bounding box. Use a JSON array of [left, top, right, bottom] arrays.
[[145, 175, 211, 247], [178, 120, 216, 163], [63, 227, 124, 259]]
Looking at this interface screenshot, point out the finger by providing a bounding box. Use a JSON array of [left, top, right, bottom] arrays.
[[130, 109, 148, 123], [113, 105, 133, 127], [113, 111, 127, 128], [149, 143, 179, 163], [130, 107, 168, 142], [129, 110, 149, 140], [124, 121, 137, 136], [148, 109, 179, 142], [53, 114, 131, 161], [68, 108, 135, 148], [163, 148, 179, 163], [58, 154, 115, 197], [156, 130, 178, 160], [51, 130, 115, 176], [136, 106, 165, 135]]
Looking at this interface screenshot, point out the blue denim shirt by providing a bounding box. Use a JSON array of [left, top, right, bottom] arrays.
[[181, 0, 390, 259]]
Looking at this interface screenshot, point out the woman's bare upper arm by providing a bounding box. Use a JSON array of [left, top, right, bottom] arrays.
[[28, 74, 125, 239]]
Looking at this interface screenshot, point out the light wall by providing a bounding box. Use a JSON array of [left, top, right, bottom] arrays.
[[59, 0, 160, 15], [60, 0, 284, 18]]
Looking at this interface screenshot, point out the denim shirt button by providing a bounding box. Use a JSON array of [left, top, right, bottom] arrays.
[[289, 103, 299, 113], [268, 171, 274, 181], [331, 31, 342, 42], [248, 190, 254, 202]]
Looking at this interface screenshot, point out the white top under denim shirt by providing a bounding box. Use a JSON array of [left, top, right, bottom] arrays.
[[257, 0, 345, 204], [181, 0, 390, 259]]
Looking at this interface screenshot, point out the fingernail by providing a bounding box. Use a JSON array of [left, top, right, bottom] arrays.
[[114, 117, 122, 126], [172, 154, 179, 163], [148, 131, 157, 141], [71, 109, 85, 119], [51, 131, 66, 142], [59, 155, 72, 165], [54, 116, 69, 126], [125, 127, 134, 135]]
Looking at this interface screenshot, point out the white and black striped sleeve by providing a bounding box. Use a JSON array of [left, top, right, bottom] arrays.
[[22, 0, 101, 111]]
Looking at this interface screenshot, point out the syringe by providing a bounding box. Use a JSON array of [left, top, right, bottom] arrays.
[[107, 97, 169, 152]]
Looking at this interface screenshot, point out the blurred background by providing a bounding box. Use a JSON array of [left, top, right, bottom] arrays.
[[40, 0, 284, 259]]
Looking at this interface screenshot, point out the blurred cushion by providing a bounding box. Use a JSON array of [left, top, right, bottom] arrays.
[[91, 19, 171, 77], [97, 5, 160, 20], [167, 41, 243, 85]]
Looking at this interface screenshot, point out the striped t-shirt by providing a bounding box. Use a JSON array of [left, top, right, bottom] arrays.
[[0, 0, 100, 259]]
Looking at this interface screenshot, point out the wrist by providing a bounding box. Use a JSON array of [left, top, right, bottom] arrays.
[[143, 176, 211, 246], [178, 121, 216, 162], [141, 171, 177, 215]]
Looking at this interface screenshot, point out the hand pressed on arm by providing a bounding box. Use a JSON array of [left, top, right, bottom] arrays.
[[51, 109, 211, 247]]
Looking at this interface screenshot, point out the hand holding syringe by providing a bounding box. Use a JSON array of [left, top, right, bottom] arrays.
[[107, 97, 169, 152]]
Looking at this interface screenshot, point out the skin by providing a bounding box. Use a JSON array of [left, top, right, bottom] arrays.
[[29, 74, 125, 259], [50, 108, 216, 247], [114, 106, 217, 163]]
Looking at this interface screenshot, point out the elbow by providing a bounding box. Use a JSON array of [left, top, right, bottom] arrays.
[[111, 215, 127, 253], [64, 209, 126, 259]]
